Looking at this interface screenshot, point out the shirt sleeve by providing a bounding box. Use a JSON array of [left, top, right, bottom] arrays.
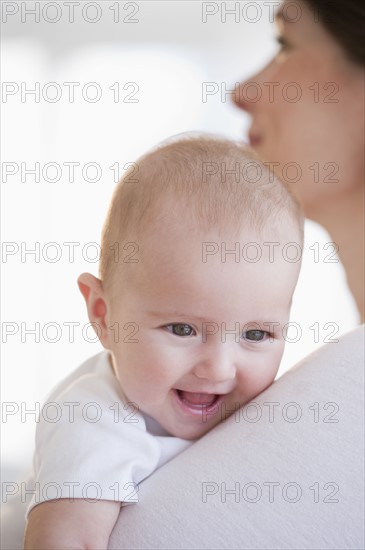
[[26, 370, 162, 517]]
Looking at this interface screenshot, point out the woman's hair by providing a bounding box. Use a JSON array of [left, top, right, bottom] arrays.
[[303, 0, 365, 65]]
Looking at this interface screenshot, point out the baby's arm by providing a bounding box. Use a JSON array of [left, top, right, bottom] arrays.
[[24, 498, 120, 550]]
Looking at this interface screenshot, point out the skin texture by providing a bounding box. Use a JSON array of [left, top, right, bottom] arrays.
[[24, 499, 120, 550], [233, 0, 364, 320]]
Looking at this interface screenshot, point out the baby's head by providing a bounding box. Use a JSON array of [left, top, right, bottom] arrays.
[[79, 135, 304, 440]]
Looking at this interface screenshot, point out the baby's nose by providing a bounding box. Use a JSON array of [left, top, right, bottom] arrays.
[[193, 347, 237, 383]]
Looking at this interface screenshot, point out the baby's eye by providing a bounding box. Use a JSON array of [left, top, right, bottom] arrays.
[[242, 329, 267, 342], [166, 323, 196, 337]]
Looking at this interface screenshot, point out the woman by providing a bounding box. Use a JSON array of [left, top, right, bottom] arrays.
[[108, 1, 364, 548], [234, 0, 364, 321]]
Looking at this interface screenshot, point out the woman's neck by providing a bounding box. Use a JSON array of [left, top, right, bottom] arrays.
[[309, 186, 364, 323]]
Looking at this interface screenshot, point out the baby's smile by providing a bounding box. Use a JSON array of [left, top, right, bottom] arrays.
[[172, 388, 225, 415], [175, 389, 220, 406]]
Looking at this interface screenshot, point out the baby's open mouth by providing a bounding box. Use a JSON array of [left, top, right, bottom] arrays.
[[175, 389, 220, 408]]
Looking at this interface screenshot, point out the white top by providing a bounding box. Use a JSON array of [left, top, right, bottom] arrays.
[[26, 352, 193, 516]]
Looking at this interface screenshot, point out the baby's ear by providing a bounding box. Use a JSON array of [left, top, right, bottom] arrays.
[[77, 273, 110, 348], [78, 272, 100, 302]]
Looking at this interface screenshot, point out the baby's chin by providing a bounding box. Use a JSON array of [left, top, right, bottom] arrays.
[[169, 425, 218, 441], [163, 414, 225, 441]]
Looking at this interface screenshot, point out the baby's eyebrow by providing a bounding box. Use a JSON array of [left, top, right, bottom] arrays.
[[147, 312, 282, 328], [147, 311, 212, 323]]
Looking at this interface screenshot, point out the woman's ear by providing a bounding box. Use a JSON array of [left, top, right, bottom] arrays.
[[77, 272, 111, 349]]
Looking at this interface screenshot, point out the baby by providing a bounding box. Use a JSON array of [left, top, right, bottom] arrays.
[[24, 135, 304, 549]]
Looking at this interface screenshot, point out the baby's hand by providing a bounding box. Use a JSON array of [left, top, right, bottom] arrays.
[[24, 498, 120, 550]]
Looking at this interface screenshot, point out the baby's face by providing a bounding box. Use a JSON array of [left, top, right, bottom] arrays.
[[106, 221, 300, 440]]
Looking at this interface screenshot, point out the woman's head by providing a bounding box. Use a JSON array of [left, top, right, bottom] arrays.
[[234, 0, 364, 220]]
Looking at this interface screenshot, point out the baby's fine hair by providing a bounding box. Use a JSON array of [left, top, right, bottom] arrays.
[[99, 134, 304, 289]]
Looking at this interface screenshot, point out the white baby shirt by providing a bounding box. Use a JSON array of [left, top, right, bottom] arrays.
[[26, 352, 193, 516]]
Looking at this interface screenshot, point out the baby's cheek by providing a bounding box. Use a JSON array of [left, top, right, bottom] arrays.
[[240, 353, 280, 394]]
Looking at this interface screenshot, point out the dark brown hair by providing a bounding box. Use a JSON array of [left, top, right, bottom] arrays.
[[304, 0, 365, 65]]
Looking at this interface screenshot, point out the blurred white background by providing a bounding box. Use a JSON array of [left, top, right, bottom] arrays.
[[1, 1, 359, 483]]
